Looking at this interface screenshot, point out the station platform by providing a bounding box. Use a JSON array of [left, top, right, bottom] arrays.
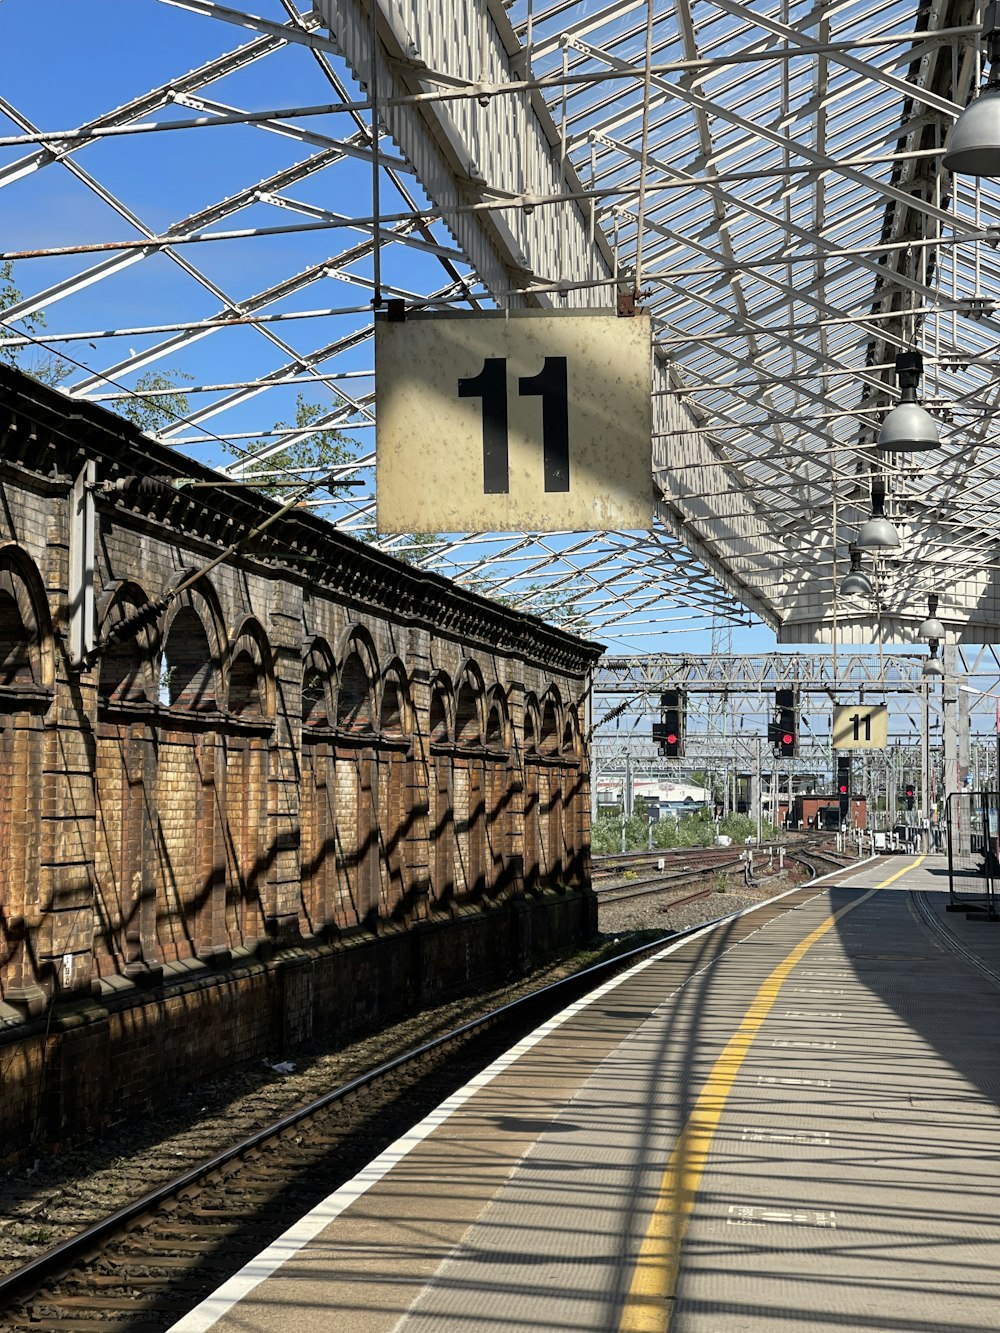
[[171, 855, 1000, 1333]]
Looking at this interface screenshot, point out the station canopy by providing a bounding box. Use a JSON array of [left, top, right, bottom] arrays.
[[2, 0, 998, 649]]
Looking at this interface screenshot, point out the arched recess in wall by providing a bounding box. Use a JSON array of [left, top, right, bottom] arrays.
[[333, 625, 381, 931], [93, 579, 162, 983], [223, 618, 274, 953], [523, 693, 542, 893], [0, 545, 54, 1014], [483, 685, 513, 898], [538, 686, 566, 883], [428, 672, 455, 909], [378, 658, 413, 919], [453, 661, 487, 900], [561, 703, 585, 885], [154, 578, 229, 965], [299, 638, 338, 939]]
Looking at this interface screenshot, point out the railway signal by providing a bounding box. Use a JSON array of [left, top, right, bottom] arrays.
[[837, 755, 851, 819], [653, 689, 685, 757], [768, 688, 798, 757]]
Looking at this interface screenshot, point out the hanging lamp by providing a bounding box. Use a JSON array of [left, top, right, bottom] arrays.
[[944, 1, 1000, 176], [917, 592, 946, 640], [839, 547, 874, 597], [879, 350, 938, 451]]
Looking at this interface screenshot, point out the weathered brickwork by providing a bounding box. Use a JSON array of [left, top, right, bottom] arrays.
[[0, 365, 601, 1159]]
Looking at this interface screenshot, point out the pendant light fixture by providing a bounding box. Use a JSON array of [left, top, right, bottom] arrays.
[[856, 485, 900, 550], [944, 1, 1000, 176], [922, 639, 945, 678], [917, 593, 946, 641], [879, 350, 938, 452], [839, 546, 874, 597]]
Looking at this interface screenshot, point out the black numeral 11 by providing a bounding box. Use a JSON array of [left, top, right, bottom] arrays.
[[458, 355, 570, 495]]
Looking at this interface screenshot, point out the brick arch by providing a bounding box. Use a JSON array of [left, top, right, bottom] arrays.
[[302, 638, 336, 729], [522, 693, 542, 893], [484, 685, 510, 752], [153, 577, 228, 968], [379, 659, 411, 739], [0, 543, 54, 690], [539, 687, 562, 756], [159, 578, 227, 713], [452, 662, 487, 899], [538, 686, 566, 886], [95, 579, 158, 703], [523, 693, 540, 752], [335, 625, 378, 734], [454, 660, 486, 747], [0, 545, 53, 1014], [429, 672, 453, 743], [227, 618, 274, 720], [562, 703, 582, 757], [428, 671, 455, 907], [222, 618, 272, 955], [378, 660, 412, 918], [299, 637, 338, 941], [483, 686, 513, 900], [93, 578, 162, 985]]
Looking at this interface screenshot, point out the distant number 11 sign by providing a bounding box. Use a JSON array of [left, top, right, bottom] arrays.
[[375, 310, 653, 532], [832, 704, 888, 750]]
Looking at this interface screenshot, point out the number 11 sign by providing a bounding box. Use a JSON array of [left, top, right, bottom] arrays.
[[832, 704, 888, 750], [375, 310, 653, 532]]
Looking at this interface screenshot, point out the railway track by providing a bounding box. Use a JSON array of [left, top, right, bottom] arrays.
[[0, 854, 859, 1332]]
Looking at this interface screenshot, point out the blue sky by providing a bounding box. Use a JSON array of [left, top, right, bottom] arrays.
[[1, 1, 788, 658]]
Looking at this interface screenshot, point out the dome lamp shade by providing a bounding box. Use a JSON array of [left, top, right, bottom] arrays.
[[879, 350, 938, 452], [839, 547, 874, 597], [944, 3, 1000, 179], [917, 592, 946, 641], [856, 490, 900, 550]]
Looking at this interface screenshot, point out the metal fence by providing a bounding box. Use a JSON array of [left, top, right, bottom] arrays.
[[945, 791, 1000, 917]]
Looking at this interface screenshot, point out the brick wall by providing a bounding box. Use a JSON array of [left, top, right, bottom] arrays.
[[0, 365, 601, 1159]]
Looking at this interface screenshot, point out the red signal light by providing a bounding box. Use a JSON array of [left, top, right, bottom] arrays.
[[666, 732, 678, 745], [838, 783, 848, 794], [782, 732, 793, 745]]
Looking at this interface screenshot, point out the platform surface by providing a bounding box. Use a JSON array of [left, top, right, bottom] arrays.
[[171, 855, 1000, 1333]]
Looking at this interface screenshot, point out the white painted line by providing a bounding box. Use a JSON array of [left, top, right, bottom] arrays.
[[772, 1039, 837, 1049], [783, 1010, 843, 1018], [757, 1074, 832, 1087], [169, 862, 874, 1332], [741, 1128, 831, 1145], [727, 1204, 836, 1227]]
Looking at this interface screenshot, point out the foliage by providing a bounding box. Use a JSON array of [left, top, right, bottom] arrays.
[[355, 526, 442, 566], [718, 812, 779, 842], [0, 260, 71, 387], [116, 369, 194, 435], [591, 814, 624, 854], [228, 394, 359, 501]]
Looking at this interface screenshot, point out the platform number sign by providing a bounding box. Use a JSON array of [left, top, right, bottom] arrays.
[[832, 704, 888, 751], [458, 356, 569, 494], [375, 310, 653, 532]]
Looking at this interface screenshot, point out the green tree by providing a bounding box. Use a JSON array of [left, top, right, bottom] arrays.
[[116, 369, 194, 435], [355, 526, 441, 566], [0, 260, 71, 387], [590, 813, 623, 854], [228, 394, 358, 500]]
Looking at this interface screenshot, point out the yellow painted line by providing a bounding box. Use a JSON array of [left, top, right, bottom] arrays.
[[618, 855, 925, 1333]]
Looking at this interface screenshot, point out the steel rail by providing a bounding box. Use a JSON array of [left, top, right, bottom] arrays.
[[0, 911, 759, 1313]]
